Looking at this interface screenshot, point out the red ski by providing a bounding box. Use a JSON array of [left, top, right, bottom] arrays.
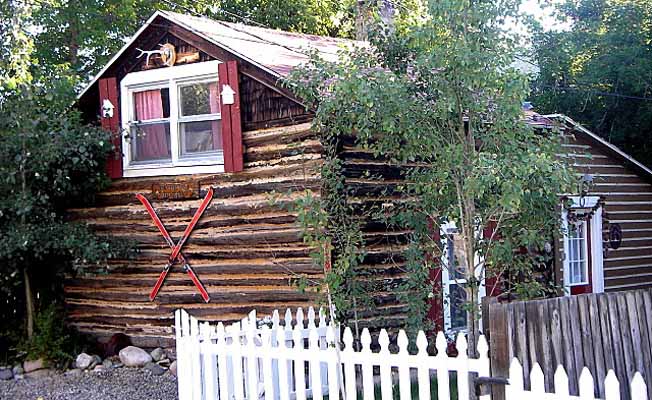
[[136, 187, 213, 302]]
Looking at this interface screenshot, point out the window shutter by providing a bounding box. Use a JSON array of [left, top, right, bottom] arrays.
[[218, 61, 244, 173], [426, 222, 444, 332], [99, 77, 122, 179]]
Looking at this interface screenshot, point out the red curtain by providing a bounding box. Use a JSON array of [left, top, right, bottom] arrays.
[[134, 89, 169, 160]]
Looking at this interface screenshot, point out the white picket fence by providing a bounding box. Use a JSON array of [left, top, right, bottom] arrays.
[[175, 308, 648, 400], [507, 359, 648, 400]]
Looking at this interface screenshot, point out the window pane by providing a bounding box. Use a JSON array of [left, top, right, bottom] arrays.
[[567, 220, 588, 285], [134, 88, 170, 120], [449, 284, 467, 330], [130, 123, 171, 162], [180, 120, 223, 155], [180, 82, 220, 117]]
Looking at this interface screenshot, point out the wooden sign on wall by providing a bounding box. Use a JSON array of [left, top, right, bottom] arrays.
[[151, 182, 200, 200]]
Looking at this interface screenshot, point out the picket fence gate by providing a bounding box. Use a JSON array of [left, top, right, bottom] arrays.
[[175, 308, 648, 400]]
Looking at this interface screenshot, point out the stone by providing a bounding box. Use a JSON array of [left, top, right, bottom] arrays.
[[156, 358, 171, 368], [25, 369, 53, 379], [119, 346, 152, 367], [64, 369, 83, 377], [93, 365, 106, 373], [150, 347, 166, 362], [12, 365, 24, 376], [144, 362, 166, 376], [102, 358, 113, 369], [169, 360, 177, 376], [0, 368, 13, 381], [75, 353, 94, 370], [90, 355, 102, 368], [23, 358, 46, 373]]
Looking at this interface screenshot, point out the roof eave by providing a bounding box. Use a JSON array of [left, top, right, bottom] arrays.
[[543, 113, 652, 181]]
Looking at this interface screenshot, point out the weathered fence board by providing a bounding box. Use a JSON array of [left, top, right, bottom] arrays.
[[489, 288, 652, 400]]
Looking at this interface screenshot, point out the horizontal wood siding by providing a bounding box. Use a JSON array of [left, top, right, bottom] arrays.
[[65, 123, 323, 350], [563, 132, 652, 292]]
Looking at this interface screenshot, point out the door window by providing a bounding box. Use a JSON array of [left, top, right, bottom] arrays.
[[567, 220, 589, 286]]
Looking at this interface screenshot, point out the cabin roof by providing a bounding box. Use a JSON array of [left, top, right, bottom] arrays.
[[77, 10, 361, 102], [524, 111, 652, 182]]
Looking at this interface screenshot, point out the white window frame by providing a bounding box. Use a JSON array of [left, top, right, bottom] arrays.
[[561, 196, 604, 294], [441, 221, 486, 334], [567, 219, 589, 286], [120, 60, 225, 178]]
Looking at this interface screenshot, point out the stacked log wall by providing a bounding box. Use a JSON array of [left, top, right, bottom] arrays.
[[339, 136, 413, 330], [65, 123, 323, 350]]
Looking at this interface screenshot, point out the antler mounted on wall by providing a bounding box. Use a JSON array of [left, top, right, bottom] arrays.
[[135, 44, 176, 68]]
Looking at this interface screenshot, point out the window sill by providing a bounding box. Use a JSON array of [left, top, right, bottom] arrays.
[[123, 163, 225, 178]]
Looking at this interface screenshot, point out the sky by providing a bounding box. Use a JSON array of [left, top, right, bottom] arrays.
[[520, 0, 571, 31]]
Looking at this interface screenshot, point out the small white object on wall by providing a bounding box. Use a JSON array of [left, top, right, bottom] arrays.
[[221, 84, 235, 105], [102, 99, 115, 118]]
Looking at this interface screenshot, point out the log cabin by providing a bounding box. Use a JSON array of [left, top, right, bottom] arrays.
[[70, 10, 652, 349]]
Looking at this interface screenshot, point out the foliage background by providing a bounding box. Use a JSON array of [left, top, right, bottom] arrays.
[[530, 0, 652, 167]]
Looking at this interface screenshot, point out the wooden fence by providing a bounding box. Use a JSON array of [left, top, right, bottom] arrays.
[[488, 288, 652, 400]]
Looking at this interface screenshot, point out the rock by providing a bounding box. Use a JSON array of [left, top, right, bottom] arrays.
[[157, 358, 171, 368], [90, 355, 102, 368], [119, 346, 152, 367], [93, 365, 106, 373], [113, 362, 124, 369], [24, 369, 53, 379], [102, 358, 113, 369], [64, 368, 83, 377], [150, 347, 166, 362], [75, 353, 94, 370], [169, 360, 177, 376], [23, 358, 46, 373], [12, 365, 24, 376], [144, 362, 166, 376], [0, 368, 13, 380]]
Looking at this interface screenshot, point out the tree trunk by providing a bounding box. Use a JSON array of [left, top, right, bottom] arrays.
[[24, 267, 35, 338], [355, 0, 370, 41]]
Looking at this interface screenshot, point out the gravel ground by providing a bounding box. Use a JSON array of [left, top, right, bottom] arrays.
[[0, 368, 178, 400]]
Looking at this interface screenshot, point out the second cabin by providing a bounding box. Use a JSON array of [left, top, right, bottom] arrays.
[[71, 10, 652, 349]]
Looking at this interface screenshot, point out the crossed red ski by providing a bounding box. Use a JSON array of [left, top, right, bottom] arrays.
[[136, 187, 214, 303]]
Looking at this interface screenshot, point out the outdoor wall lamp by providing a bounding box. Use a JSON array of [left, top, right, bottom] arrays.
[[578, 173, 594, 208]]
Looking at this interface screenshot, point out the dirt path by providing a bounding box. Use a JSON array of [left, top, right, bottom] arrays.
[[0, 368, 177, 400]]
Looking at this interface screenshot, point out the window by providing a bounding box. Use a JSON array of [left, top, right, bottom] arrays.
[[120, 60, 224, 177], [442, 225, 469, 332], [567, 220, 589, 285], [178, 82, 222, 157], [130, 88, 171, 162]]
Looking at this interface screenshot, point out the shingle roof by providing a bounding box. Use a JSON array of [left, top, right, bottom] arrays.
[[159, 11, 361, 77], [77, 10, 362, 101]]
